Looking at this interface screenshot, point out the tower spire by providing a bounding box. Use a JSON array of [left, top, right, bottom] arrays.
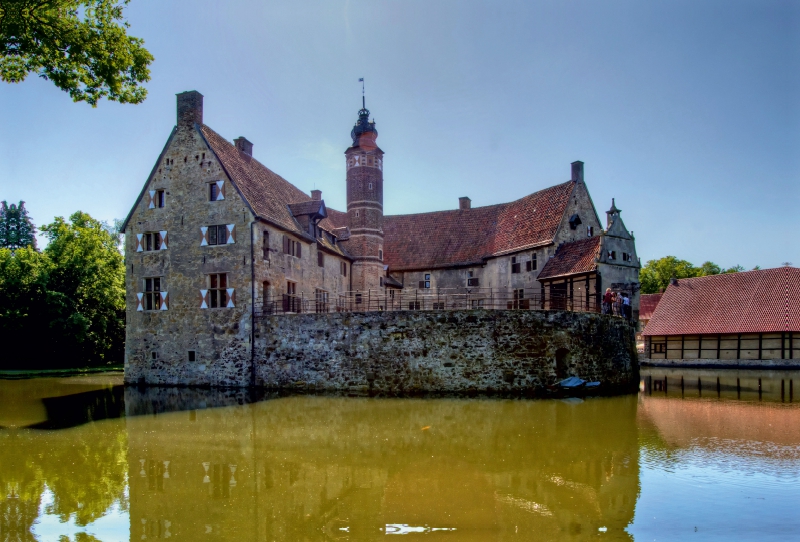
[[359, 77, 365, 109]]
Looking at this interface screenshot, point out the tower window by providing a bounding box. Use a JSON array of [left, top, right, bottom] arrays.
[[379, 249, 383, 260], [369, 183, 373, 189]]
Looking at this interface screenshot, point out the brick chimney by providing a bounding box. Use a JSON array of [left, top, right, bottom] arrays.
[[177, 91, 203, 127], [571, 161, 584, 183], [234, 137, 253, 156], [311, 190, 322, 201], [459, 197, 471, 210]]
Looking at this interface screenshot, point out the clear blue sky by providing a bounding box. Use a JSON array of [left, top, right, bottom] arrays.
[[1, 0, 798, 269]]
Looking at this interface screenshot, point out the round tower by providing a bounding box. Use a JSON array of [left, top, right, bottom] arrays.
[[345, 102, 384, 292]]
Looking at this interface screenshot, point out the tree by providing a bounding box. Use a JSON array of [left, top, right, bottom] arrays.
[[0, 210, 124, 368], [0, 200, 37, 249], [639, 256, 701, 294], [41, 211, 125, 365], [0, 0, 153, 106], [698, 261, 721, 276]]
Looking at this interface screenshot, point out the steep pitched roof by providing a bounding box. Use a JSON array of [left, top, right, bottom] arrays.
[[537, 236, 602, 279], [382, 181, 575, 271], [639, 293, 663, 321], [201, 125, 319, 236], [643, 267, 800, 335], [288, 200, 326, 218]]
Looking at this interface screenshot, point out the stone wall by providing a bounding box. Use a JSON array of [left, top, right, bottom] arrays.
[[255, 310, 638, 394]]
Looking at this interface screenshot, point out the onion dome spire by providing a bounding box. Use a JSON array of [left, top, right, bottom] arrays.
[[351, 78, 378, 146]]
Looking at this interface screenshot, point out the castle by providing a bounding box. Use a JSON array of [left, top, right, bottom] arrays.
[[122, 91, 639, 377]]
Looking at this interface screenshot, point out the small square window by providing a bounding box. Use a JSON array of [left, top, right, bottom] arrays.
[[188, 350, 196, 362], [151, 351, 158, 360]]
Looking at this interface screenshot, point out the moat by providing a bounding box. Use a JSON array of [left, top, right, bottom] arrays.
[[1, 369, 798, 541]]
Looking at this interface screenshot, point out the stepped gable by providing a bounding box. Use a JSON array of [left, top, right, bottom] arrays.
[[639, 293, 663, 321], [201, 125, 320, 237], [383, 181, 574, 271], [643, 267, 800, 336], [537, 236, 602, 279]]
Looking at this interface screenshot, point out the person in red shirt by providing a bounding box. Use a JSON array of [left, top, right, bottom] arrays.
[[602, 288, 613, 315]]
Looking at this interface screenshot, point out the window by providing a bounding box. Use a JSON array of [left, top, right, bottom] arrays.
[[652, 343, 666, 354], [380, 277, 384, 286], [188, 351, 196, 362], [622, 252, 632, 262], [283, 281, 300, 313], [587, 226, 594, 237], [205, 225, 229, 246], [208, 182, 223, 201], [379, 249, 383, 260], [419, 273, 431, 289], [283, 236, 301, 257], [409, 301, 421, 310], [143, 232, 161, 251], [262, 231, 270, 260], [608, 250, 616, 260], [355, 293, 363, 305], [208, 273, 228, 308], [317, 251, 324, 267], [467, 271, 479, 287], [144, 277, 161, 311], [471, 299, 484, 309], [315, 289, 329, 313], [526, 253, 537, 272], [433, 302, 445, 310], [511, 256, 521, 274], [368, 183, 373, 189], [156, 190, 165, 208], [341, 261, 347, 277], [508, 288, 529, 310]]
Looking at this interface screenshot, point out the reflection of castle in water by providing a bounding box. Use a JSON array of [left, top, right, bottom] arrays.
[[125, 388, 640, 540]]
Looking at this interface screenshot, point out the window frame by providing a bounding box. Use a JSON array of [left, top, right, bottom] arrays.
[[511, 256, 521, 274], [207, 273, 228, 309], [206, 224, 229, 246], [143, 277, 162, 311], [143, 231, 161, 252]]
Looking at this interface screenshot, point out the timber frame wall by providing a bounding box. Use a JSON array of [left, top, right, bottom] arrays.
[[645, 332, 798, 360]]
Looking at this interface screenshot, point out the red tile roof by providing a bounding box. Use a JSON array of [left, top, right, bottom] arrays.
[[537, 236, 601, 280], [201, 125, 312, 234], [639, 293, 663, 321], [382, 181, 575, 271], [643, 267, 800, 335]]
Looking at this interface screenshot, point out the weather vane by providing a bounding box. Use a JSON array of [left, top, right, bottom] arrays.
[[359, 77, 365, 109]]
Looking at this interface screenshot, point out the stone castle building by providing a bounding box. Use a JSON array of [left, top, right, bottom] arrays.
[[122, 91, 639, 380]]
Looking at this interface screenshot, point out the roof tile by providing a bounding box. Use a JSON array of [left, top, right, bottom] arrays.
[[643, 267, 800, 335], [537, 236, 601, 279]]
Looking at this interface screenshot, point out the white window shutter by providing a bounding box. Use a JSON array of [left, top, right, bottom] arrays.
[[226, 288, 236, 308], [226, 224, 235, 244], [200, 227, 208, 246], [136, 293, 144, 311], [148, 190, 155, 209], [159, 231, 168, 250], [200, 289, 209, 309], [136, 234, 143, 252], [216, 180, 225, 200], [160, 292, 169, 310]]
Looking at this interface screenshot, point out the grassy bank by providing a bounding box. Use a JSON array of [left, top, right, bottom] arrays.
[[0, 366, 124, 380]]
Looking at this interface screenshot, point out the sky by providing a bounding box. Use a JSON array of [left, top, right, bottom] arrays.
[[1, 0, 798, 269]]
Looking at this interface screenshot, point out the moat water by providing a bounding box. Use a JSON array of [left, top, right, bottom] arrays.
[[1, 369, 798, 541]]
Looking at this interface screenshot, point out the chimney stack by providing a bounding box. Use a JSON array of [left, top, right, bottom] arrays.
[[571, 161, 584, 183], [177, 91, 203, 128], [234, 137, 253, 157], [669, 277, 678, 286], [311, 190, 322, 201], [459, 197, 471, 210]]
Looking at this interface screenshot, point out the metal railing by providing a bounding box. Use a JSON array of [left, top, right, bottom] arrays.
[[254, 288, 603, 318]]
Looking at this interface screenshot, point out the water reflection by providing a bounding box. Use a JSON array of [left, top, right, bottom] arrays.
[[125, 391, 639, 540], [0, 370, 798, 540]]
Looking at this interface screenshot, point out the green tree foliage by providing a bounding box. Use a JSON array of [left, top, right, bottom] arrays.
[[0, 200, 37, 249], [0, 0, 153, 105], [640, 256, 752, 294], [0, 211, 124, 368]]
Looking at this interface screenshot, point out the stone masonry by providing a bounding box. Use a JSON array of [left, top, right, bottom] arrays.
[[255, 310, 638, 394]]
